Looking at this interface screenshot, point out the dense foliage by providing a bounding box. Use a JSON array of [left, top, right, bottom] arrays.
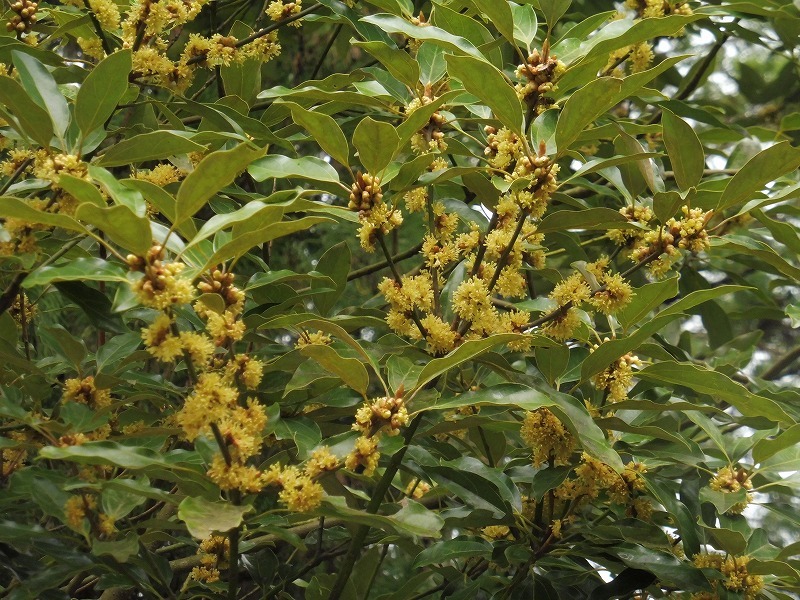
[[1, 0, 800, 598]]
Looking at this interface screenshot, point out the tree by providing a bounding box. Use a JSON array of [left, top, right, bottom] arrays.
[[0, 0, 799, 598]]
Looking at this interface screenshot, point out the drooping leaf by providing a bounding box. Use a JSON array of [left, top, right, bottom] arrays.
[[75, 49, 132, 137]]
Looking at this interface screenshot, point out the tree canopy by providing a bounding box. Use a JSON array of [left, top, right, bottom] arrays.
[[1, 0, 800, 599]]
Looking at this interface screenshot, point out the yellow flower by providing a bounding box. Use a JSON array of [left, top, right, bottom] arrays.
[[420, 314, 458, 355], [305, 446, 339, 478], [179, 331, 215, 367], [345, 435, 380, 476], [691, 553, 763, 600], [353, 395, 409, 437], [277, 466, 324, 512], [142, 314, 183, 362], [63, 376, 112, 409], [520, 408, 575, 467], [225, 354, 264, 389], [296, 330, 332, 348], [205, 309, 245, 345], [710, 466, 753, 515]]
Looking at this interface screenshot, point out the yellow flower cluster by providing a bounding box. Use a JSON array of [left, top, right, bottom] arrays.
[[9, 292, 36, 328], [608, 2, 694, 74], [520, 407, 576, 467], [349, 172, 402, 252], [485, 127, 523, 170], [133, 164, 185, 186], [63, 376, 112, 409], [63, 494, 115, 537], [190, 535, 228, 584], [625, 205, 712, 278], [592, 351, 642, 403], [128, 245, 194, 310], [514, 44, 565, 114], [296, 330, 333, 348], [405, 479, 431, 499], [709, 466, 753, 515], [346, 394, 408, 477], [691, 553, 763, 600], [262, 449, 336, 512], [266, 0, 302, 25]]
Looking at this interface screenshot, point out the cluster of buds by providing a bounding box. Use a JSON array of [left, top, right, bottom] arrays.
[[7, 0, 37, 33], [484, 126, 522, 171], [710, 466, 754, 515], [625, 0, 693, 18], [348, 172, 383, 212], [514, 42, 565, 115], [128, 244, 194, 309], [407, 88, 448, 155], [666, 206, 712, 253], [197, 268, 244, 311], [353, 391, 409, 437]]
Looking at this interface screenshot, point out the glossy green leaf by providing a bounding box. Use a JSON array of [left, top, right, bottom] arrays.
[[662, 108, 705, 189], [313, 241, 350, 316], [616, 275, 680, 330], [538, 0, 572, 31], [535, 344, 570, 385], [511, 3, 539, 50], [717, 141, 800, 211], [285, 102, 350, 167], [412, 540, 491, 568], [537, 207, 628, 233], [753, 424, 800, 465], [75, 203, 152, 255], [0, 196, 86, 233], [175, 143, 265, 226], [472, 0, 515, 45], [637, 362, 793, 425], [75, 50, 131, 137], [96, 131, 206, 167], [23, 258, 128, 287], [300, 343, 369, 397], [178, 496, 253, 539], [446, 53, 523, 134], [57, 174, 106, 207], [353, 117, 400, 175], [248, 155, 340, 184], [13, 51, 70, 138], [0, 75, 53, 147], [361, 14, 482, 59], [555, 78, 623, 155], [353, 40, 420, 89]]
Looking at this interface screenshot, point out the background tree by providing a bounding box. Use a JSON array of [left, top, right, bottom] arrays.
[[0, 0, 799, 599]]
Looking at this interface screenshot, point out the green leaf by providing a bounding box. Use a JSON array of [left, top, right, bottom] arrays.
[[96, 131, 206, 167], [186, 202, 284, 251], [428, 384, 621, 470], [753, 424, 800, 465], [57, 174, 106, 207], [615, 545, 708, 590], [616, 275, 680, 330], [700, 524, 748, 555], [75, 203, 152, 256], [445, 53, 523, 134], [537, 207, 628, 233], [54, 281, 128, 334], [92, 535, 140, 562], [175, 143, 265, 226], [353, 40, 420, 89], [652, 190, 684, 224], [299, 344, 369, 397], [75, 50, 131, 138], [416, 42, 447, 85], [284, 102, 350, 167], [203, 216, 333, 271], [13, 51, 70, 138], [391, 499, 446, 538], [318, 497, 444, 539], [511, 3, 539, 50], [472, 0, 515, 45], [538, 0, 572, 31], [39, 441, 171, 469], [361, 14, 483, 59], [426, 465, 511, 518], [248, 155, 341, 184], [313, 241, 350, 316], [535, 344, 570, 386], [717, 141, 800, 211], [662, 108, 705, 189], [699, 487, 748, 515], [386, 355, 423, 394], [23, 258, 128, 287], [0, 196, 86, 233], [637, 362, 793, 425], [412, 540, 491, 568], [178, 496, 253, 539], [412, 334, 539, 392], [0, 75, 53, 147], [555, 78, 623, 155], [353, 117, 400, 175]]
